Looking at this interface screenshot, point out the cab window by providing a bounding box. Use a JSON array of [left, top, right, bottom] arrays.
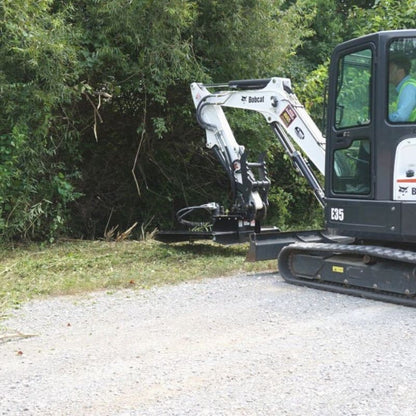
[[333, 139, 371, 195], [333, 48, 372, 195], [388, 38, 416, 123], [335, 48, 372, 129]]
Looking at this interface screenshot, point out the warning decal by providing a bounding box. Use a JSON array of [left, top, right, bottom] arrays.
[[280, 105, 297, 127]]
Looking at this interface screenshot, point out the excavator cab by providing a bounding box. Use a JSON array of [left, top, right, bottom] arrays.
[[326, 30, 416, 244]]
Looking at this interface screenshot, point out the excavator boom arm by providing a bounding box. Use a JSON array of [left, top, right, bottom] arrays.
[[191, 77, 326, 212]]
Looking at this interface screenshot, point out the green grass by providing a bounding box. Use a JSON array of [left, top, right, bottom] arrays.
[[0, 239, 276, 315]]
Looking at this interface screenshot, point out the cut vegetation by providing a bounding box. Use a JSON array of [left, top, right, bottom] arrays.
[[0, 240, 275, 315]]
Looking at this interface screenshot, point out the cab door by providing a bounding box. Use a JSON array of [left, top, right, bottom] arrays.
[[326, 45, 374, 200], [324, 39, 398, 239]]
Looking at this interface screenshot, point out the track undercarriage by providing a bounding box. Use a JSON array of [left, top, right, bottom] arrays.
[[277, 241, 416, 307]]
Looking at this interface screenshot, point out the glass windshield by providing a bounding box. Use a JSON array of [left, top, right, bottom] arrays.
[[335, 48, 372, 129], [388, 38, 416, 123]]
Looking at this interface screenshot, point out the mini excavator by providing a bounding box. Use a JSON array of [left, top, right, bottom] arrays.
[[156, 30, 416, 306]]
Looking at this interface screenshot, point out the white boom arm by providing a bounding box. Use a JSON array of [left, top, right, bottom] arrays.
[[191, 77, 325, 174], [190, 77, 326, 220]]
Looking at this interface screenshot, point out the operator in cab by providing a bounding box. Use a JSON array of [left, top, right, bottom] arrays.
[[389, 53, 416, 122]]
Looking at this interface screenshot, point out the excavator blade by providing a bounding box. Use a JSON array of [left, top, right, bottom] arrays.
[[246, 230, 353, 261]]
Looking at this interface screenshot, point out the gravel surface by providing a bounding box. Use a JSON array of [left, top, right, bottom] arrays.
[[1, 272, 416, 415]]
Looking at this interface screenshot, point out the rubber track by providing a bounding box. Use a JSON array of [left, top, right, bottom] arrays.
[[278, 242, 416, 307]]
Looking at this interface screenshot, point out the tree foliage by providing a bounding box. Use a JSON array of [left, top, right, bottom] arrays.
[[67, 0, 314, 238], [0, 0, 82, 240], [350, 0, 416, 35], [0, 0, 414, 241]]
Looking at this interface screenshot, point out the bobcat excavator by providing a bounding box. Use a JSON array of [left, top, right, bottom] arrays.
[[156, 30, 416, 306]]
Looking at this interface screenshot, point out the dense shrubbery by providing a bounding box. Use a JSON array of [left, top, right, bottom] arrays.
[[0, 0, 410, 241]]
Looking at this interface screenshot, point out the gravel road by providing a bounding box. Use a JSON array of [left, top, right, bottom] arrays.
[[1, 272, 416, 416]]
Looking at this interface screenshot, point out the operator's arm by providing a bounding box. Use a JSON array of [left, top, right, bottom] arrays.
[[390, 84, 416, 122]]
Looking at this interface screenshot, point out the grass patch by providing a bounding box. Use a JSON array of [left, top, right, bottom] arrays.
[[0, 239, 276, 314]]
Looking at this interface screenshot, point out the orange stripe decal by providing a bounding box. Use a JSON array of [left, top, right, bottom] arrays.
[[397, 179, 416, 183]]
